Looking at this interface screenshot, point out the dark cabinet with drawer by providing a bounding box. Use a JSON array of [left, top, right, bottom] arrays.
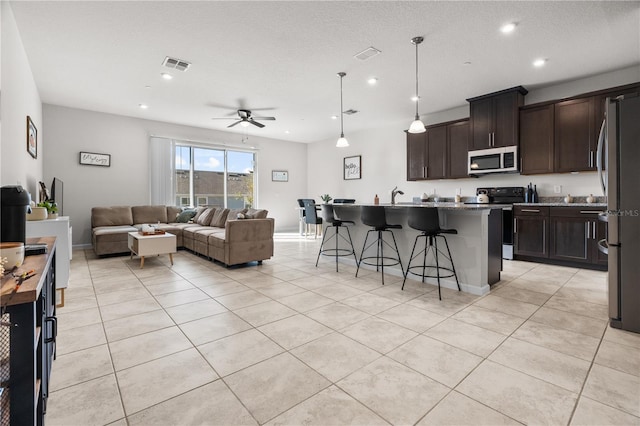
[[515, 206, 606, 269]]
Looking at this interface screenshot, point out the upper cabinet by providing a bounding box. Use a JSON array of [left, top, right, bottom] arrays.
[[554, 97, 596, 173], [467, 86, 528, 150], [406, 118, 469, 181], [520, 104, 554, 175]]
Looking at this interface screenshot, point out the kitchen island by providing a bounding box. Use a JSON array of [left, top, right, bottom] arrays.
[[329, 203, 506, 295]]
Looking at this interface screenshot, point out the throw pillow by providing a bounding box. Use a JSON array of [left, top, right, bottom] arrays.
[[226, 208, 248, 224], [196, 207, 216, 225], [245, 208, 268, 219], [175, 209, 197, 223], [192, 206, 207, 222], [210, 208, 230, 227]]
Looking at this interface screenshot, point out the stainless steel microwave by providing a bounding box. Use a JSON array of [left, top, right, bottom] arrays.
[[468, 146, 518, 175]]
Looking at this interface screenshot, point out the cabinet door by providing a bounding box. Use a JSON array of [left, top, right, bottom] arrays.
[[406, 132, 427, 180], [427, 124, 447, 179], [493, 92, 520, 147], [520, 104, 554, 175], [514, 216, 548, 258], [448, 120, 469, 178], [549, 216, 590, 263], [469, 98, 493, 150], [554, 97, 595, 172]]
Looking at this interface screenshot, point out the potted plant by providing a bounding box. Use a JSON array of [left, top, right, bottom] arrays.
[[320, 194, 332, 204], [37, 201, 59, 219]]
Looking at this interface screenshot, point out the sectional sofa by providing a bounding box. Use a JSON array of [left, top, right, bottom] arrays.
[[91, 205, 274, 266]]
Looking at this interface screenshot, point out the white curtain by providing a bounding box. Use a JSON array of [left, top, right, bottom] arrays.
[[149, 137, 175, 205]]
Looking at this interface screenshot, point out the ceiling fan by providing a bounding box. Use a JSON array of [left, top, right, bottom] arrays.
[[212, 109, 276, 128]]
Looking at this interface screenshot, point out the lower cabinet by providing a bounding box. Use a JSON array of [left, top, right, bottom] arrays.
[[514, 206, 606, 268]]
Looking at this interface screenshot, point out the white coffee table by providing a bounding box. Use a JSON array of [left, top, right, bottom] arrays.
[[128, 231, 177, 269]]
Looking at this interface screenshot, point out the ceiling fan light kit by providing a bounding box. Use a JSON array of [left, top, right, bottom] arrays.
[[336, 71, 349, 148], [408, 36, 426, 134]]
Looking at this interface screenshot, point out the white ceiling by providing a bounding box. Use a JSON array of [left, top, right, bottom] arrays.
[[9, 1, 640, 143]]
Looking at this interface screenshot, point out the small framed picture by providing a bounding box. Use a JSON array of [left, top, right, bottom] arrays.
[[27, 116, 37, 159], [79, 151, 111, 167], [272, 170, 288, 182], [344, 155, 361, 180]]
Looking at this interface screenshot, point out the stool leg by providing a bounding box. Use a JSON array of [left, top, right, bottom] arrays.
[[316, 227, 330, 267], [356, 229, 372, 277], [389, 230, 404, 277], [422, 236, 431, 284], [402, 235, 421, 290], [441, 235, 461, 291], [334, 226, 340, 272], [433, 235, 442, 300], [344, 226, 358, 266], [379, 230, 384, 285]]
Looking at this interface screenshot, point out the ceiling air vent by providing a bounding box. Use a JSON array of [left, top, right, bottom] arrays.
[[353, 47, 381, 61], [162, 56, 191, 72], [343, 109, 358, 115]]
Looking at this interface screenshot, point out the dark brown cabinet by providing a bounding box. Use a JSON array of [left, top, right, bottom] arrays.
[[448, 120, 470, 178], [554, 97, 596, 172], [406, 118, 469, 181], [515, 206, 606, 268], [520, 104, 554, 175], [467, 86, 527, 150], [514, 206, 549, 258]]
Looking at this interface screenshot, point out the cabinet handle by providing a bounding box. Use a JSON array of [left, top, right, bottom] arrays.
[[543, 220, 546, 252], [514, 218, 517, 233], [521, 209, 540, 213], [423, 166, 426, 178], [586, 222, 590, 239], [580, 211, 601, 214], [593, 221, 596, 239], [520, 157, 523, 172]]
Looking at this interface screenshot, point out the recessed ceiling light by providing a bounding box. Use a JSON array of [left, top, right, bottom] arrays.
[[139, 104, 148, 109], [145, 85, 152, 89], [411, 96, 420, 102], [533, 58, 547, 67], [331, 115, 338, 120], [500, 23, 517, 33], [463, 61, 472, 66], [160, 73, 173, 80], [367, 77, 378, 85], [284, 130, 290, 134]]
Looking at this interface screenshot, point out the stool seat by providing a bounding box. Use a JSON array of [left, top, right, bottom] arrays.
[[356, 206, 404, 285], [402, 208, 460, 299], [315, 204, 357, 271]]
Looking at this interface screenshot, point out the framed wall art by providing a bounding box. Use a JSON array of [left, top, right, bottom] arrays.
[[27, 116, 37, 159], [272, 170, 288, 182], [79, 151, 111, 167], [344, 155, 361, 180]]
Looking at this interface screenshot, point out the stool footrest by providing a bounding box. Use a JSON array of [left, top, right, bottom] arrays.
[[406, 265, 456, 280], [359, 256, 402, 268]]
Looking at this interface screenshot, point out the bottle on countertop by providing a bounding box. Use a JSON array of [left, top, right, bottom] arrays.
[[532, 185, 539, 203], [374, 194, 379, 205], [454, 194, 461, 203], [525, 183, 533, 203]]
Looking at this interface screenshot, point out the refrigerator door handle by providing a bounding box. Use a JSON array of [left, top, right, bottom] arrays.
[[596, 117, 607, 196]]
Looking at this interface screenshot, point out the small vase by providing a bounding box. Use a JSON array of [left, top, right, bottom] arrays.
[[586, 194, 595, 204], [564, 194, 573, 203], [49, 213, 59, 219]]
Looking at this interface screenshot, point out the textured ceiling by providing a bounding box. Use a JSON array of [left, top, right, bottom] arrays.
[[9, 1, 640, 143]]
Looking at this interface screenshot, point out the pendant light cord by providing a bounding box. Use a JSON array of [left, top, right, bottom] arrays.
[[415, 41, 419, 119], [340, 73, 345, 137]]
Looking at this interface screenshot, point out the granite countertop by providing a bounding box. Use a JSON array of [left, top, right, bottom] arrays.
[[335, 202, 508, 210], [514, 202, 607, 207]]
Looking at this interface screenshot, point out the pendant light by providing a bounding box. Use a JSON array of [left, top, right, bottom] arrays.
[[408, 36, 426, 134], [336, 72, 349, 147]]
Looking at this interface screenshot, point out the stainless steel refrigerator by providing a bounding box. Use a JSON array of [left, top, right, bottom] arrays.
[[597, 94, 640, 333]]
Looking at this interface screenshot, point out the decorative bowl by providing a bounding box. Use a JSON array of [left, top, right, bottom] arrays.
[[0, 242, 25, 269], [27, 207, 48, 221]]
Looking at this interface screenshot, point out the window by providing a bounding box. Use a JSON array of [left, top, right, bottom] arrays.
[[175, 145, 255, 208]]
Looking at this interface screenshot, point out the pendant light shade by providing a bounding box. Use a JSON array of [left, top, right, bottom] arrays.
[[336, 72, 349, 147], [408, 36, 426, 134]]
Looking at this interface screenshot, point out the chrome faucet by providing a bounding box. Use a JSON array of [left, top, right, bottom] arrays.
[[391, 186, 404, 205]]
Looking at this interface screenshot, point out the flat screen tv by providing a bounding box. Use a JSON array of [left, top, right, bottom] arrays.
[[51, 177, 63, 216]]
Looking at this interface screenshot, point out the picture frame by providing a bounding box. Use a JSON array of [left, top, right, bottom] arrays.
[[79, 151, 111, 167], [27, 116, 37, 159], [272, 170, 288, 182], [343, 155, 361, 180]]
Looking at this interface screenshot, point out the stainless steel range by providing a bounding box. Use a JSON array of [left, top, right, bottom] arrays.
[[474, 187, 525, 259]]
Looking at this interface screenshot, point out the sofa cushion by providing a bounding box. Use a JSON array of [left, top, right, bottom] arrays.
[[176, 209, 197, 223], [245, 208, 268, 219], [132, 205, 168, 224], [92, 206, 133, 227], [210, 208, 229, 227], [167, 206, 182, 222], [226, 208, 248, 224], [194, 228, 223, 243], [93, 225, 138, 239], [192, 206, 207, 222], [196, 207, 216, 225]]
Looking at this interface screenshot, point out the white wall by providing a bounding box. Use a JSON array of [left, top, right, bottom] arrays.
[[43, 105, 307, 245], [1, 2, 43, 197], [308, 66, 640, 204]]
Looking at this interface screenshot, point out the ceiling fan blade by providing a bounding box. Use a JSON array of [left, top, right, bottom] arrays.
[[227, 120, 243, 128], [252, 116, 276, 121], [248, 119, 265, 128], [211, 117, 236, 120]]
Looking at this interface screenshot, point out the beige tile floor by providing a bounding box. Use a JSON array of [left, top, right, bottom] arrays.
[[47, 235, 640, 425]]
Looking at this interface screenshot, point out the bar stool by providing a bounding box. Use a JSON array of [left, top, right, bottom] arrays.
[[303, 201, 322, 238], [403, 208, 460, 300], [356, 206, 404, 285], [316, 204, 358, 271]]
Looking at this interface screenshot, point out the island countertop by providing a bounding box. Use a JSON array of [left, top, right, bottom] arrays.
[[335, 202, 512, 210]]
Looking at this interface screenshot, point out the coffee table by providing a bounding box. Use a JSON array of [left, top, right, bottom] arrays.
[[127, 231, 177, 269]]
